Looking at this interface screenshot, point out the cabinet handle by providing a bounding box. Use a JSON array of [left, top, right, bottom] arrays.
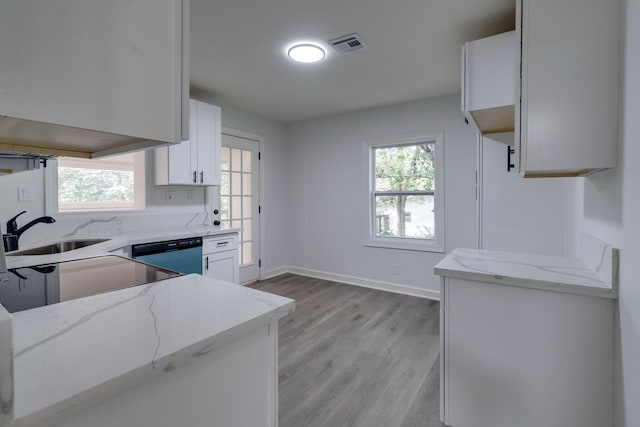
[[200, 171, 204, 183], [205, 256, 209, 270], [507, 146, 515, 172], [193, 171, 197, 184]]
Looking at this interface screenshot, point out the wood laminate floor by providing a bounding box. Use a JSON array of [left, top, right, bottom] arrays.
[[252, 274, 444, 427]]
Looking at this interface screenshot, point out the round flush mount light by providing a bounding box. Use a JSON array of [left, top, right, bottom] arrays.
[[287, 43, 326, 63]]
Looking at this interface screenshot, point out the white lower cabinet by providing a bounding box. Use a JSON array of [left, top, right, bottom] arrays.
[[202, 234, 239, 284], [440, 277, 614, 427]]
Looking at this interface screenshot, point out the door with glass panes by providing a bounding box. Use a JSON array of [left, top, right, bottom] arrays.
[[220, 133, 260, 284]]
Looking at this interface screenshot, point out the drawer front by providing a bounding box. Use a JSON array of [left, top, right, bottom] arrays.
[[203, 234, 238, 253]]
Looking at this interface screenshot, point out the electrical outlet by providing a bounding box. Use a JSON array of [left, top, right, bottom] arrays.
[[187, 190, 194, 201], [393, 264, 400, 275], [166, 191, 174, 203]]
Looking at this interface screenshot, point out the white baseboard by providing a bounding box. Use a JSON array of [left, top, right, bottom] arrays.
[[280, 266, 440, 301], [261, 266, 288, 280]]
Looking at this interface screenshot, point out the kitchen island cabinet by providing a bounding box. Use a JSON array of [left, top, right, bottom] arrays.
[[0, 272, 293, 427], [435, 246, 617, 427]]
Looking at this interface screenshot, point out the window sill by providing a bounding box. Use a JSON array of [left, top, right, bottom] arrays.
[[364, 238, 445, 253]]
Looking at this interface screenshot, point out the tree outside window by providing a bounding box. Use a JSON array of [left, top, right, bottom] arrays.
[[365, 133, 444, 253], [55, 153, 145, 212]]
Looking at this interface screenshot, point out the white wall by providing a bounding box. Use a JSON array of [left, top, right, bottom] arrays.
[[0, 168, 46, 237], [286, 95, 477, 296], [480, 133, 569, 256], [566, 0, 640, 424]]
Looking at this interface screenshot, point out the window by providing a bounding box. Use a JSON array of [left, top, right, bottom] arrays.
[[51, 152, 145, 213], [220, 145, 256, 267], [364, 133, 444, 252]]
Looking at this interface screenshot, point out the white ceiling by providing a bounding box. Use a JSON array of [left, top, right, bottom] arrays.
[[190, 0, 515, 124]]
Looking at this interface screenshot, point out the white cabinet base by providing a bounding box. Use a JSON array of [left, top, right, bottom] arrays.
[[202, 234, 239, 285], [33, 322, 279, 427], [440, 277, 614, 427]]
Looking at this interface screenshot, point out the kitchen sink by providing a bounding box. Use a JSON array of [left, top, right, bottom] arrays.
[[7, 239, 110, 256]]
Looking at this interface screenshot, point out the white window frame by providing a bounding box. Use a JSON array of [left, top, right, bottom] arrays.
[[45, 152, 146, 214], [363, 132, 445, 253]]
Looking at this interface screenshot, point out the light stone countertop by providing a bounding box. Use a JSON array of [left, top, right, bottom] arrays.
[[4, 273, 294, 427], [434, 247, 618, 299], [0, 224, 290, 427], [6, 225, 240, 269]]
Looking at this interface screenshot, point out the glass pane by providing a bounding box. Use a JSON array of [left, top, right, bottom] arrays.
[[231, 197, 242, 220], [220, 196, 230, 220], [374, 194, 435, 239], [242, 196, 251, 218], [242, 173, 252, 196], [374, 143, 435, 191], [243, 219, 252, 241], [221, 147, 230, 171], [58, 167, 135, 211], [220, 220, 230, 229], [242, 242, 252, 266], [221, 171, 230, 196], [231, 148, 242, 171], [242, 150, 252, 173], [231, 172, 242, 196]]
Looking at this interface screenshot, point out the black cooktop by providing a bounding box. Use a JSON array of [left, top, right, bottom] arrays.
[[0, 256, 180, 313]]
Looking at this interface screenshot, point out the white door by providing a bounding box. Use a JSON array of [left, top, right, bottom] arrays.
[[220, 133, 260, 284]]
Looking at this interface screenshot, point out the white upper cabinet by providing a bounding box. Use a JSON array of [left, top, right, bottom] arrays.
[[462, 31, 516, 135], [155, 99, 221, 186], [516, 0, 619, 177], [0, 0, 189, 158]]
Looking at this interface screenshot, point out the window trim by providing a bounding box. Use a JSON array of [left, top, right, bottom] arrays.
[[45, 152, 146, 215], [363, 132, 445, 253]]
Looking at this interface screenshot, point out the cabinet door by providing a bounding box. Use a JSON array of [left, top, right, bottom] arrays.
[[517, 0, 618, 176], [464, 32, 516, 113], [0, 0, 188, 145], [155, 99, 221, 186], [167, 99, 198, 185], [195, 102, 221, 186], [203, 251, 239, 284], [444, 277, 613, 427]]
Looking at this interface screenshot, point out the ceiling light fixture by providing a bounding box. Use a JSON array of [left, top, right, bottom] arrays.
[[287, 43, 326, 63]]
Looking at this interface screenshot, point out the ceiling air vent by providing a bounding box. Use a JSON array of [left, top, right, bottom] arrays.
[[328, 33, 368, 54]]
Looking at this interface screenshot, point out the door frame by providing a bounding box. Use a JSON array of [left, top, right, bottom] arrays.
[[221, 126, 265, 282]]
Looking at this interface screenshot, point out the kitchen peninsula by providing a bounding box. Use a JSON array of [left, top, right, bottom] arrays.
[[0, 241, 294, 427]]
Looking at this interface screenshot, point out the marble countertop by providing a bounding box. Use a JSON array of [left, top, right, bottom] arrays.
[[4, 272, 294, 427], [6, 225, 240, 269], [434, 247, 618, 299]]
